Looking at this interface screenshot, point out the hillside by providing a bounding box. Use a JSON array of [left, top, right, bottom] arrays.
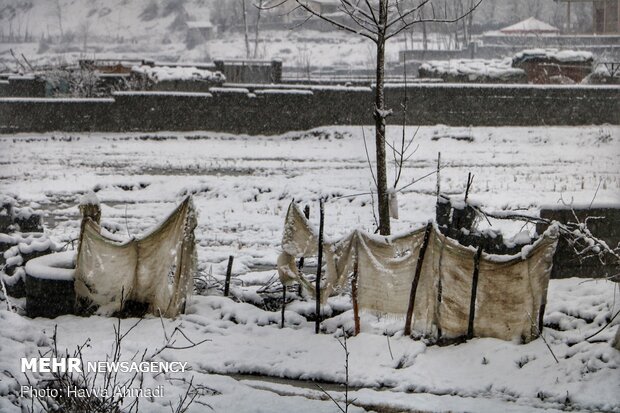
[[0, 0, 582, 71]]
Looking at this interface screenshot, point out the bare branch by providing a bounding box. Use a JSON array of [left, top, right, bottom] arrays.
[[364, 0, 379, 25], [340, 0, 378, 28], [294, 0, 377, 41], [288, 12, 314, 30], [386, 0, 431, 31], [257, 0, 288, 10]]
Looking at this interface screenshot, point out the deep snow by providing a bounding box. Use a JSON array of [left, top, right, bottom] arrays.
[[0, 125, 619, 412]]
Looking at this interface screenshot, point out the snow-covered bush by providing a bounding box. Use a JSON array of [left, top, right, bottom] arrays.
[[418, 58, 526, 83], [581, 64, 620, 85]]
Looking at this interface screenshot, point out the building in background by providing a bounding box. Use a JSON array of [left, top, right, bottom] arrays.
[[557, 0, 619, 33]]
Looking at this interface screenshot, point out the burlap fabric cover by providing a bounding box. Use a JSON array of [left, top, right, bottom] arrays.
[[278, 202, 558, 342], [75, 197, 197, 317]]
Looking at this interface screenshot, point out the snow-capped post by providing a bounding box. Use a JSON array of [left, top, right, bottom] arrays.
[[224, 255, 234, 297], [79, 191, 101, 226], [78, 191, 101, 246], [315, 199, 325, 334], [467, 245, 484, 340], [404, 222, 433, 337]]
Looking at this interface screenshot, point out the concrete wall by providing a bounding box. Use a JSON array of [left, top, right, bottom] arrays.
[[0, 76, 46, 97], [537, 207, 620, 279], [0, 98, 116, 133], [1, 84, 618, 134]]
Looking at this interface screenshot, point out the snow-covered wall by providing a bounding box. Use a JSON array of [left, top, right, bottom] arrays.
[[0, 84, 618, 134]]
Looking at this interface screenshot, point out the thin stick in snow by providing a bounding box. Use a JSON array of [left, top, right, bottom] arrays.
[[436, 152, 441, 202], [352, 259, 360, 336], [315, 199, 325, 334], [0, 265, 15, 312], [528, 311, 559, 364], [281, 286, 286, 329], [297, 205, 310, 296], [224, 255, 234, 297]]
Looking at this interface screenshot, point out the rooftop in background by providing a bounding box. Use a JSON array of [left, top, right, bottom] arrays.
[[500, 17, 561, 35]]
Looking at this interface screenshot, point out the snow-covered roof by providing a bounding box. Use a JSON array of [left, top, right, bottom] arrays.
[[500, 17, 560, 34]]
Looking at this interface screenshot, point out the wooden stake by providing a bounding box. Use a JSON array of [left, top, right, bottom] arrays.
[[436, 152, 441, 202], [281, 286, 286, 329], [538, 300, 546, 335], [297, 205, 310, 296], [315, 199, 324, 334], [404, 222, 433, 336], [224, 255, 234, 297], [467, 246, 483, 340], [465, 172, 474, 203], [351, 259, 360, 336]]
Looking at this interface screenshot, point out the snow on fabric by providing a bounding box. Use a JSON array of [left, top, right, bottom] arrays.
[[278, 202, 558, 342], [75, 196, 197, 317]]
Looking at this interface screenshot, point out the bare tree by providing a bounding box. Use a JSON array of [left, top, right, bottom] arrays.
[[241, 0, 251, 57], [523, 0, 543, 19], [254, 0, 265, 58], [54, 0, 64, 38], [283, 0, 482, 235]]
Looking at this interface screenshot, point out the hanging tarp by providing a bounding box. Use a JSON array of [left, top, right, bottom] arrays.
[[278, 202, 558, 342], [75, 197, 197, 317]]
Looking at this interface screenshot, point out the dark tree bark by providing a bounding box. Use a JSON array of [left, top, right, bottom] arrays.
[[375, 3, 390, 235]]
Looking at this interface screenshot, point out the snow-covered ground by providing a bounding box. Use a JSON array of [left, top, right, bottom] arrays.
[[1, 125, 620, 412]]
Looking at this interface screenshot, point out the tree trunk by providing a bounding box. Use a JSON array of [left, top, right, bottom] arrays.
[[421, 8, 428, 51], [253, 0, 262, 58], [374, 4, 390, 236], [241, 0, 250, 58]]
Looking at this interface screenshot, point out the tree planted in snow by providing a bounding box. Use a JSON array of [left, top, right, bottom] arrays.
[[280, 0, 482, 234]]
